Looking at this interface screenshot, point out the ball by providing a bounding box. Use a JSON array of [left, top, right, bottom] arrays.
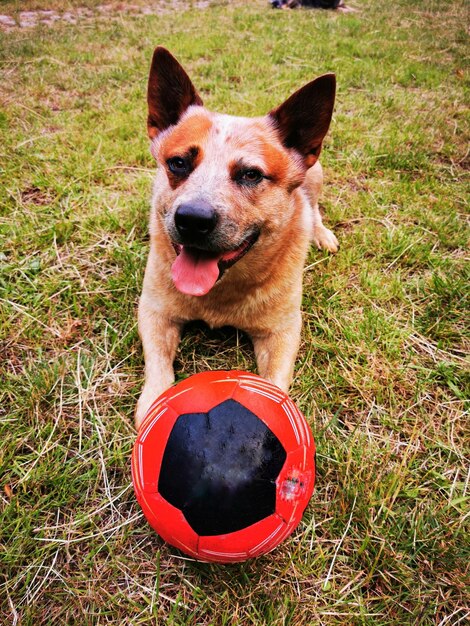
[[132, 371, 316, 562]]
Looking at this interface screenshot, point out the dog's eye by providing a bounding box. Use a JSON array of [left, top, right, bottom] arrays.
[[167, 156, 191, 176], [237, 169, 264, 186]]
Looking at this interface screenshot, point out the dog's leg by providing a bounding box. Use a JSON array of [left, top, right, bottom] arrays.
[[311, 201, 339, 253], [251, 313, 302, 392], [303, 163, 339, 253], [135, 297, 182, 429]]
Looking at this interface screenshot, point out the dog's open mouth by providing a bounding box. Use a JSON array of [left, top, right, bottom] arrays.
[[171, 230, 259, 297]]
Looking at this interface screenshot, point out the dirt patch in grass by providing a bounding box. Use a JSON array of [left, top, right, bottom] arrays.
[[20, 186, 55, 206], [0, 0, 212, 29]]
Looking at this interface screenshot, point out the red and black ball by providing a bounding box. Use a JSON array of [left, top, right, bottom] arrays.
[[132, 371, 315, 562]]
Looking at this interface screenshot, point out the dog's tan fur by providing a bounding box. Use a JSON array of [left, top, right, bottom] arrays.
[[135, 47, 338, 428]]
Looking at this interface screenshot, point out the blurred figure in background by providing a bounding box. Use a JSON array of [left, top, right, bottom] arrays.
[[270, 0, 344, 9]]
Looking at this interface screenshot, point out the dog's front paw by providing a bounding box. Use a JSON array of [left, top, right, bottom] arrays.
[[312, 225, 339, 253], [135, 384, 166, 430]]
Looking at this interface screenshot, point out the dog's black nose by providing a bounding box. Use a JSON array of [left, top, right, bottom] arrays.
[[175, 201, 218, 240]]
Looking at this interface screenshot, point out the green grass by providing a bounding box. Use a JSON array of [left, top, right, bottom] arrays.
[[1, 0, 469, 624]]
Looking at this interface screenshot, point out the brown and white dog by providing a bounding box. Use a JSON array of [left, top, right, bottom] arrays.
[[135, 47, 338, 428]]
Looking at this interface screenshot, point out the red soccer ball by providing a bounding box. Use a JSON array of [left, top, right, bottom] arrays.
[[132, 371, 316, 562]]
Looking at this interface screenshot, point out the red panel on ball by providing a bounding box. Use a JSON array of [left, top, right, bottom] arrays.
[[197, 513, 287, 562], [134, 404, 180, 493], [230, 374, 305, 453], [276, 444, 315, 527], [166, 372, 239, 415], [137, 492, 200, 558]]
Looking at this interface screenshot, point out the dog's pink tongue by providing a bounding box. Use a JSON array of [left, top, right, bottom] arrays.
[[171, 247, 221, 296]]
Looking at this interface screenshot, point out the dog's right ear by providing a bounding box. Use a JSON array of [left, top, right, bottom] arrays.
[[147, 47, 203, 139], [269, 74, 336, 168]]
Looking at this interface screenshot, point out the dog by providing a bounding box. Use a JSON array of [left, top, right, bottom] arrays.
[[135, 47, 338, 429]]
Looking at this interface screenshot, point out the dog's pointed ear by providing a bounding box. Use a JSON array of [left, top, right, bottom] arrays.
[[147, 47, 203, 139], [269, 74, 336, 168]]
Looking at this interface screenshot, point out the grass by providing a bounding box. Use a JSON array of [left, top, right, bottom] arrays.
[[0, 0, 468, 623]]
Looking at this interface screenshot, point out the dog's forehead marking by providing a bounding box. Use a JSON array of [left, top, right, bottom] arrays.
[[209, 114, 284, 171], [211, 114, 294, 182], [160, 109, 213, 159], [212, 114, 263, 145]]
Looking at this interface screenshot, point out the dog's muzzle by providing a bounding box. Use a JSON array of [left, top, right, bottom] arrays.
[[169, 199, 260, 297]]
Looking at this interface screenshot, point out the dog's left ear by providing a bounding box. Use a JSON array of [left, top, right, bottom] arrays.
[[147, 46, 203, 139], [269, 74, 336, 168]]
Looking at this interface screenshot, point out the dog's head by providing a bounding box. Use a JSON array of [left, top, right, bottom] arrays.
[[147, 47, 335, 296]]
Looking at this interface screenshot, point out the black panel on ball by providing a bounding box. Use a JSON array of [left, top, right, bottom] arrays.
[[158, 399, 287, 536]]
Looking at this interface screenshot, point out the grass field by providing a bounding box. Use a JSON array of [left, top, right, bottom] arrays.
[[1, 0, 469, 624]]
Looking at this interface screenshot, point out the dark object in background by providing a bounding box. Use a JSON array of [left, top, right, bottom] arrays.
[[303, 0, 343, 7], [271, 0, 343, 8]]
